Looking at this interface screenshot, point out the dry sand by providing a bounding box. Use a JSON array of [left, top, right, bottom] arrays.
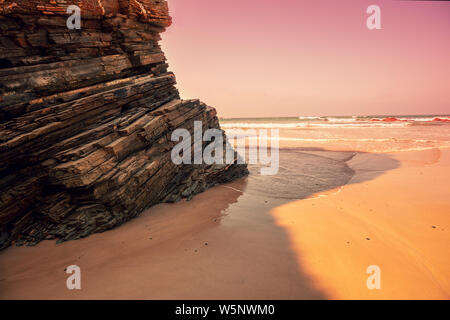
[[0, 147, 449, 299], [273, 148, 450, 299]]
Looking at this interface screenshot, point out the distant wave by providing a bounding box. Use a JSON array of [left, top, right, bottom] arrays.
[[220, 122, 413, 129], [224, 131, 450, 153], [220, 116, 450, 129], [227, 135, 449, 144]]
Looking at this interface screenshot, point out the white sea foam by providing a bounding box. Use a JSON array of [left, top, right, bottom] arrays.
[[221, 122, 412, 129], [221, 115, 450, 130]]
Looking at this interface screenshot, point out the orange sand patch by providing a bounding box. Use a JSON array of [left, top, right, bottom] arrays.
[[272, 148, 450, 299]]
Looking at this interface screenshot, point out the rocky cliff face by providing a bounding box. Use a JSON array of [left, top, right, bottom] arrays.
[[0, 0, 248, 249]]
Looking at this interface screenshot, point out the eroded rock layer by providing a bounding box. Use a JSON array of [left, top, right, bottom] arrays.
[[0, 0, 248, 249]]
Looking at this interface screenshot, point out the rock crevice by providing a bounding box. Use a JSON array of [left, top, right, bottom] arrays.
[[0, 0, 248, 249]]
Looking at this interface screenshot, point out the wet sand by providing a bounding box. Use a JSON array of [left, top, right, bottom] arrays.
[[0, 176, 324, 299], [0, 146, 449, 299]]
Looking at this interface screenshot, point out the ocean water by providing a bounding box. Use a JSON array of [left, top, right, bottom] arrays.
[[219, 115, 450, 200], [220, 115, 450, 153], [220, 115, 450, 129]]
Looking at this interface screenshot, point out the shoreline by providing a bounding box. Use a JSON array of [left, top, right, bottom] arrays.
[[0, 147, 448, 299]]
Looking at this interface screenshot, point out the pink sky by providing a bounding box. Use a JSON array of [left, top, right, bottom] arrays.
[[162, 0, 450, 118]]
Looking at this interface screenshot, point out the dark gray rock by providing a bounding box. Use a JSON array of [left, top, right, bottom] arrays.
[[0, 0, 248, 249]]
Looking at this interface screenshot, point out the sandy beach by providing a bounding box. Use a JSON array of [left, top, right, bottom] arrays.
[[1, 0, 450, 303], [273, 148, 450, 299], [1, 122, 449, 299]]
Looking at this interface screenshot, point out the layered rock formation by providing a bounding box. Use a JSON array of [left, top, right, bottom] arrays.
[[0, 0, 248, 249]]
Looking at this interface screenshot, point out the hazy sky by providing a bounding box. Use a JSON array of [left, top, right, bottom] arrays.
[[162, 0, 450, 118]]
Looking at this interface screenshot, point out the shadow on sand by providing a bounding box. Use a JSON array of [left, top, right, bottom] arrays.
[[0, 147, 399, 299]]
